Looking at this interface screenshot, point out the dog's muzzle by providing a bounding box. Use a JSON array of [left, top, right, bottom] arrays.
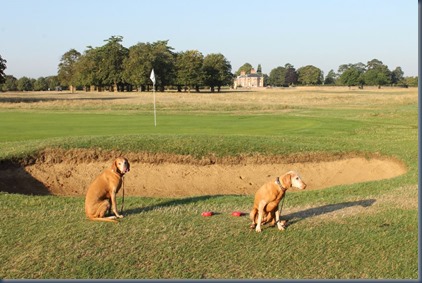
[[119, 163, 130, 175], [122, 166, 130, 174]]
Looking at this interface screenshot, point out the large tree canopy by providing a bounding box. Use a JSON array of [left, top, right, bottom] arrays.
[[363, 59, 391, 88], [97, 36, 128, 89], [324, 69, 337, 85], [175, 50, 204, 92], [284, 63, 298, 86], [202, 53, 232, 92], [123, 40, 175, 91], [57, 48, 81, 91], [297, 65, 323, 85], [268, 66, 286, 86], [391, 67, 404, 86], [73, 46, 102, 89], [338, 65, 364, 87]]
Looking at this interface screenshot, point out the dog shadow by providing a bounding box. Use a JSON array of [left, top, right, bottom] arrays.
[[282, 199, 376, 226], [123, 195, 227, 215]]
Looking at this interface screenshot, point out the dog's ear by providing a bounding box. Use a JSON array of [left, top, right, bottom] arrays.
[[282, 172, 292, 188], [111, 159, 118, 172]]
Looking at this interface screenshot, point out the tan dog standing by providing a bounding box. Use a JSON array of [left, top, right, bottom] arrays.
[[85, 157, 130, 222], [250, 171, 306, 232]]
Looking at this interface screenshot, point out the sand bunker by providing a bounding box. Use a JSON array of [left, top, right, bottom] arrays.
[[0, 149, 407, 197]]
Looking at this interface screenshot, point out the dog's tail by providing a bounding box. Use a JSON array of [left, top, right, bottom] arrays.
[[88, 216, 118, 223]]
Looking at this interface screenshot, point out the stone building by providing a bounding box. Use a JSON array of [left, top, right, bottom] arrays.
[[233, 68, 264, 88]]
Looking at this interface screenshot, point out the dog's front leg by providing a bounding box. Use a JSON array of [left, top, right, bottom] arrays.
[[275, 210, 287, 230], [111, 190, 123, 219], [256, 200, 267, 232]]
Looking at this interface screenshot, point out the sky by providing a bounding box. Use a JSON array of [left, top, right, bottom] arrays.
[[0, 0, 418, 79]]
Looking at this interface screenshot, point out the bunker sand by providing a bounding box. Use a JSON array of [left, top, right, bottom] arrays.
[[1, 149, 407, 197]]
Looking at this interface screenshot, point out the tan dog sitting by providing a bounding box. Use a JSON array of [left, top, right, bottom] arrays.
[[250, 171, 306, 232], [85, 157, 130, 222]]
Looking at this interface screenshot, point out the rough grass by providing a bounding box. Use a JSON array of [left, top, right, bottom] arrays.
[[0, 184, 418, 279]]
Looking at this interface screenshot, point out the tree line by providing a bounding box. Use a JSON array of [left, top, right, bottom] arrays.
[[0, 35, 418, 92], [57, 36, 233, 93], [262, 60, 417, 88]]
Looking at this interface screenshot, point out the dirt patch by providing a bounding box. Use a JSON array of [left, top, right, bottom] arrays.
[[0, 149, 407, 197]]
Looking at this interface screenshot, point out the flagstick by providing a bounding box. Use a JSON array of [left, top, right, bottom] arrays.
[[150, 68, 157, 127], [153, 84, 157, 127]]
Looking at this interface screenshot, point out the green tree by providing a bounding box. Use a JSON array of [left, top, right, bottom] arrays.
[[17, 77, 33, 91], [338, 62, 365, 76], [337, 64, 351, 75], [58, 48, 81, 92], [34, 77, 49, 91], [123, 43, 153, 91], [297, 65, 323, 85], [284, 63, 298, 86], [366, 58, 383, 70], [97, 35, 128, 91], [391, 66, 404, 86], [46, 76, 60, 90], [202, 53, 232, 92], [1, 75, 17, 91], [403, 76, 418, 87], [74, 46, 102, 90], [268, 66, 286, 86], [74, 36, 129, 92], [262, 73, 269, 87], [256, 64, 262, 75], [324, 69, 337, 85], [148, 40, 176, 91], [363, 59, 391, 88], [0, 54, 7, 84], [123, 40, 175, 92], [235, 63, 253, 76], [338, 66, 364, 87], [175, 50, 204, 92]]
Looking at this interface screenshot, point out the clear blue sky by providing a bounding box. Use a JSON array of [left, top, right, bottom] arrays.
[[1, 0, 418, 78]]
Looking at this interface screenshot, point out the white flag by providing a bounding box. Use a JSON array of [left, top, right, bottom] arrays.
[[150, 69, 156, 86]]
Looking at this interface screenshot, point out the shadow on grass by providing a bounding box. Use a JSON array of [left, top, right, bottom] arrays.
[[124, 195, 229, 215], [283, 199, 376, 226]]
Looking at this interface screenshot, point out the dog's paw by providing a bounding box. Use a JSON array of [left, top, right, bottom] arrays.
[[277, 224, 286, 231], [277, 221, 287, 231], [116, 214, 124, 219], [255, 226, 262, 233]]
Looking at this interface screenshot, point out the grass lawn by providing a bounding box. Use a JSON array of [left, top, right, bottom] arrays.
[[0, 87, 418, 279]]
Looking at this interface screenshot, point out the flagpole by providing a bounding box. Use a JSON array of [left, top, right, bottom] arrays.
[[153, 83, 156, 127], [150, 69, 157, 127]]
